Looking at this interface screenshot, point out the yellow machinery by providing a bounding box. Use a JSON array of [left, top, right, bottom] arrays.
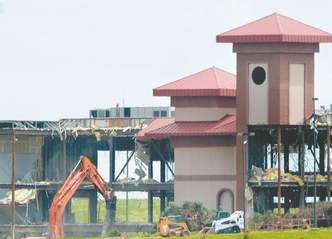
[[159, 216, 190, 237]]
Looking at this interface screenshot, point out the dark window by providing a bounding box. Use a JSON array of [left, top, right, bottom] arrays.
[[160, 110, 167, 117], [90, 110, 97, 118], [252, 66, 266, 85], [153, 111, 160, 117], [105, 110, 110, 117], [124, 107, 131, 117]]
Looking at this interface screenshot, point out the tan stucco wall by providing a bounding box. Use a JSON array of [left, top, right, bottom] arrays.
[[174, 146, 236, 210], [175, 107, 235, 121], [174, 147, 236, 175], [175, 180, 236, 210]]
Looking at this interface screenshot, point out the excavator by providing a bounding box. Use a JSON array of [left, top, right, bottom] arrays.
[[48, 155, 116, 238], [159, 216, 190, 237]]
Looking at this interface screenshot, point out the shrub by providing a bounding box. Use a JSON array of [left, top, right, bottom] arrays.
[[164, 201, 214, 231]]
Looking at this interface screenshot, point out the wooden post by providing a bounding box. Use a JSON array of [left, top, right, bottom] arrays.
[[327, 127, 331, 201], [277, 127, 282, 216], [11, 129, 16, 239]]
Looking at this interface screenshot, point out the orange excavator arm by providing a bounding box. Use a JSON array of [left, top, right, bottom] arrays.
[[48, 156, 114, 238]]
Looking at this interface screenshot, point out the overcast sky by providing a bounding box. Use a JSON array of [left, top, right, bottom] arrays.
[[1, 0, 332, 120]]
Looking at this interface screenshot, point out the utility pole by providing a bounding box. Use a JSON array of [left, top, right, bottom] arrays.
[[312, 97, 318, 228]]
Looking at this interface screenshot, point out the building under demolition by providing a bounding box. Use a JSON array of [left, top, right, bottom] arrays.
[[2, 12, 332, 238], [139, 13, 332, 217], [0, 117, 174, 237]]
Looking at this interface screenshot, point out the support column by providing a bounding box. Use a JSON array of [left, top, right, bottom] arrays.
[[284, 143, 290, 214], [102, 136, 116, 236], [270, 144, 274, 168], [61, 139, 67, 179], [109, 137, 115, 183], [319, 143, 325, 175], [89, 190, 98, 223], [148, 152, 153, 223], [284, 145, 289, 173], [277, 127, 282, 216], [11, 130, 16, 239], [102, 196, 117, 237], [327, 127, 331, 201], [264, 144, 268, 169], [299, 126, 305, 210], [160, 159, 166, 215]]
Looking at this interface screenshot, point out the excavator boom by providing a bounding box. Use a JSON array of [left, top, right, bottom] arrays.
[[48, 156, 113, 238]]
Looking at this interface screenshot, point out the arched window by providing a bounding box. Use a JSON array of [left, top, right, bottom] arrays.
[[217, 188, 234, 212]]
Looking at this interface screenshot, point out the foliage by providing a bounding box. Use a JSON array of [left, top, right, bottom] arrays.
[[248, 202, 332, 230], [164, 201, 214, 231]]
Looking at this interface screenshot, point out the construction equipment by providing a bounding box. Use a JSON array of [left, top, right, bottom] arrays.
[[49, 156, 115, 239], [215, 210, 231, 220], [201, 210, 243, 235], [212, 211, 243, 233], [159, 215, 190, 237]]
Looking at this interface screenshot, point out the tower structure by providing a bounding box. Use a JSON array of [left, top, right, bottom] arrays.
[[217, 13, 332, 209]]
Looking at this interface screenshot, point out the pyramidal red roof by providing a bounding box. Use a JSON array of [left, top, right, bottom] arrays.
[[153, 66, 236, 97], [137, 114, 236, 140], [217, 13, 332, 43]]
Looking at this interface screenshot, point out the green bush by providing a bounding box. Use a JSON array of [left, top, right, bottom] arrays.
[[164, 201, 214, 231]]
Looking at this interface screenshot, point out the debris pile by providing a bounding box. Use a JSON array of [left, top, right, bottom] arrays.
[[0, 189, 37, 205], [249, 167, 304, 186]]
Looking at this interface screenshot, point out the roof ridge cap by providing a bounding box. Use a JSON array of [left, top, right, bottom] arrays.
[[275, 13, 284, 35], [277, 12, 332, 35], [213, 67, 236, 90], [212, 67, 222, 89]]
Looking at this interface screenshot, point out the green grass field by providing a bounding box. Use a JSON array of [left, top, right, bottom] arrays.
[[65, 229, 332, 239], [70, 199, 332, 238], [71, 198, 160, 223]]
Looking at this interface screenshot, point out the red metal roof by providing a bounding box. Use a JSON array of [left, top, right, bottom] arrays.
[[136, 117, 175, 139], [217, 13, 332, 43], [138, 114, 236, 139], [153, 67, 236, 97]]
